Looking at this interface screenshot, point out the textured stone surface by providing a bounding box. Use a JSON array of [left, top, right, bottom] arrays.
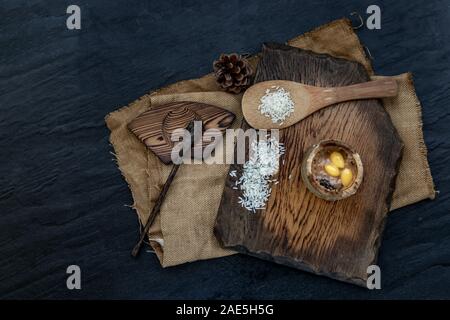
[[0, 0, 449, 298]]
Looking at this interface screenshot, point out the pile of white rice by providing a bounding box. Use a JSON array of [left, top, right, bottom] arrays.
[[230, 137, 285, 212], [258, 86, 294, 124]]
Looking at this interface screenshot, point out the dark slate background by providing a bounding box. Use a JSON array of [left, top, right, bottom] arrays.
[[1, 0, 449, 299]]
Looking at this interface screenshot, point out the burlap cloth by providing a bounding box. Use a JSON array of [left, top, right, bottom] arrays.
[[105, 18, 435, 267]]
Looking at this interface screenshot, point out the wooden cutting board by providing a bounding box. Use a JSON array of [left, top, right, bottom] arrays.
[[214, 43, 403, 286]]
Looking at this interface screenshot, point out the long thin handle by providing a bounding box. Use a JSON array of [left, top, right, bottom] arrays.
[[131, 163, 180, 258], [321, 78, 398, 106], [131, 121, 195, 258]]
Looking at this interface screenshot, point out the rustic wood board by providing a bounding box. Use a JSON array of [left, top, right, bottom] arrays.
[[214, 43, 403, 286], [128, 101, 235, 164]]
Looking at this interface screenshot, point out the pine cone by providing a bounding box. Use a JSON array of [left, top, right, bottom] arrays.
[[213, 53, 253, 94]]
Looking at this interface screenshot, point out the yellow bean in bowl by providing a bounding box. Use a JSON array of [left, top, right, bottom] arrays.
[[330, 151, 345, 169], [340, 168, 353, 187], [324, 163, 341, 177]]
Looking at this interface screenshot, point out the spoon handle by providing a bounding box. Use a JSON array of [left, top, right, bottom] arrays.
[[321, 78, 398, 106]]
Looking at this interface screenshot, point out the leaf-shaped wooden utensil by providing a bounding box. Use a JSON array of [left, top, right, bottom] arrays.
[[128, 101, 236, 164], [242, 78, 398, 129]]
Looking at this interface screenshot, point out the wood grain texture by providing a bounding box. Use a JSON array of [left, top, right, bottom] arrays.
[[128, 101, 235, 164], [214, 43, 404, 286]]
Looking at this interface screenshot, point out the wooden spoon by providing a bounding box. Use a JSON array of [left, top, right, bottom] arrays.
[[242, 78, 398, 129]]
